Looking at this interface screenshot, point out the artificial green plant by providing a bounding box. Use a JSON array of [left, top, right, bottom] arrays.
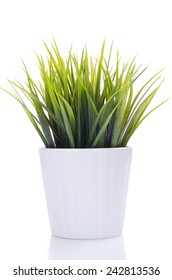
[[2, 40, 167, 148]]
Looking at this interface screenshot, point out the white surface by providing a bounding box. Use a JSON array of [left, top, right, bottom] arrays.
[[39, 148, 132, 239], [0, 0, 172, 277]]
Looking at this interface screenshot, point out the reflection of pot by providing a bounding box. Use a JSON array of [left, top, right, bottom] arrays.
[[49, 236, 126, 260], [40, 147, 132, 239]]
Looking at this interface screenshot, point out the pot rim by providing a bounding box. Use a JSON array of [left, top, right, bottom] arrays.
[[39, 146, 132, 152]]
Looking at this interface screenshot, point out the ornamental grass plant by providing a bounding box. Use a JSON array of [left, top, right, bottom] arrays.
[[3, 40, 167, 148]]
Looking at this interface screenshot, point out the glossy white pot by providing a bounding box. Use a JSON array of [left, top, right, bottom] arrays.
[[39, 147, 132, 239]]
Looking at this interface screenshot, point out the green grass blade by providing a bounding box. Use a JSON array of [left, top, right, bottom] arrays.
[[95, 40, 105, 109], [120, 82, 163, 145], [88, 89, 121, 146], [121, 98, 169, 146], [91, 98, 122, 148]]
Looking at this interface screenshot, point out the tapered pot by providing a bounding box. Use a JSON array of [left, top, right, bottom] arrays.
[[39, 147, 132, 239]]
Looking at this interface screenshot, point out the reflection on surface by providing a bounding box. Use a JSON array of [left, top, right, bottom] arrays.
[[49, 235, 126, 260]]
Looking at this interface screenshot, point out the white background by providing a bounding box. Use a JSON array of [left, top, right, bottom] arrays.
[[0, 0, 172, 278]]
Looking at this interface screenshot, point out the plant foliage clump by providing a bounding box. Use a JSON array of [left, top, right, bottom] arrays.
[[4, 40, 167, 148]]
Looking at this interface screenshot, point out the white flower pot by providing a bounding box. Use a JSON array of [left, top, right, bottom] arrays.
[[39, 147, 132, 239]]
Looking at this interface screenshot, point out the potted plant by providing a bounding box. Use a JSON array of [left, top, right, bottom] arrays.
[[2, 40, 167, 239]]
